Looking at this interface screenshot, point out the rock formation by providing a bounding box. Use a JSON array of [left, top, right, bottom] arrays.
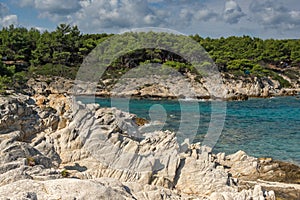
[[1, 91, 298, 199], [26, 74, 299, 101]]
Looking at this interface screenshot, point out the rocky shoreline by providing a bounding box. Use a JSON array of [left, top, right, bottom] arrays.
[[25, 75, 299, 101], [0, 86, 299, 199]]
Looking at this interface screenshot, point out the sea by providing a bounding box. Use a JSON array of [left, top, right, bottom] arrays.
[[78, 95, 300, 165]]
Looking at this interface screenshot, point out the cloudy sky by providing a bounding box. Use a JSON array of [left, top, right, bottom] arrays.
[[1, 0, 300, 39]]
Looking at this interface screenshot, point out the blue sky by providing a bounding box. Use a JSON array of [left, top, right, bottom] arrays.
[[1, 0, 300, 39]]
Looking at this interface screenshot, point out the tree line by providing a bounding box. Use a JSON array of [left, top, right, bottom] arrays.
[[0, 24, 299, 91], [191, 34, 300, 69]]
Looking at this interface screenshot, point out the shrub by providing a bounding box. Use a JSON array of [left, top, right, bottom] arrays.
[[61, 169, 70, 177], [26, 157, 35, 167], [0, 76, 12, 93], [28, 64, 78, 79]]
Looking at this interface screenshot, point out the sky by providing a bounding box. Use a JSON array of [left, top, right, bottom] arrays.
[[0, 0, 300, 39]]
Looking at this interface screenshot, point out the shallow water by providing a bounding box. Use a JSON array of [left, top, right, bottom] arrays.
[[78, 96, 300, 165]]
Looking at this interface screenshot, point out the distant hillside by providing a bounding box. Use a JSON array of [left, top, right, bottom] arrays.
[[0, 24, 299, 93]]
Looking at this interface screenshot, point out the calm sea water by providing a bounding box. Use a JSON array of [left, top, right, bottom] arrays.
[[79, 96, 300, 165]]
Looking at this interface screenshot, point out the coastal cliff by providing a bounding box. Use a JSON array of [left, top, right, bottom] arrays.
[[0, 91, 299, 199]]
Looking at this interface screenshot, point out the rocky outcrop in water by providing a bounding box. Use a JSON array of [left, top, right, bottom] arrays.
[[1, 92, 299, 199]]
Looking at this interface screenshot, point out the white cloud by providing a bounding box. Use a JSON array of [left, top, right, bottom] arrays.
[[19, 0, 81, 14], [16, 0, 222, 32], [1, 15, 18, 27], [18, 0, 34, 7], [35, 0, 82, 14], [18, 0, 82, 23], [223, 0, 245, 24], [13, 0, 300, 38], [74, 0, 158, 31], [73, 0, 171, 32], [0, 3, 18, 27], [249, 0, 300, 29], [144, 14, 158, 25], [195, 9, 218, 21]]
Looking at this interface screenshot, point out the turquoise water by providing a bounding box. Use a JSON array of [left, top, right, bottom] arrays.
[[79, 96, 300, 165]]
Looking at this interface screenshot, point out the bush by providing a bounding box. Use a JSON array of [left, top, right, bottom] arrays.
[[163, 60, 193, 73], [227, 59, 256, 71], [26, 157, 35, 167], [0, 76, 12, 93], [28, 64, 78, 79], [13, 71, 27, 83], [270, 72, 291, 88], [61, 169, 70, 177]]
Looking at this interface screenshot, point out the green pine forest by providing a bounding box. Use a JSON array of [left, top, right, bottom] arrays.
[[1, 24, 300, 92]]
